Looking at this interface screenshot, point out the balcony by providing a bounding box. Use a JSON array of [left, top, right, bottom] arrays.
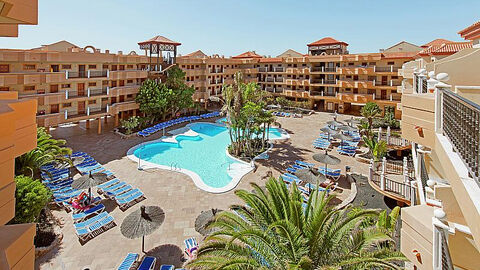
[[209, 68, 224, 74], [374, 66, 400, 73], [272, 67, 284, 72], [310, 67, 337, 73], [108, 101, 139, 114], [338, 66, 375, 75], [265, 77, 274, 82], [274, 77, 284, 83], [258, 67, 268, 72], [339, 79, 375, 89]]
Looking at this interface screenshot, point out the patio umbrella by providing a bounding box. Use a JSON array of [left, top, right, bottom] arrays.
[[326, 120, 344, 129], [330, 112, 338, 120], [72, 171, 108, 200], [313, 150, 341, 172], [339, 125, 358, 132], [320, 126, 338, 141], [295, 168, 326, 185], [121, 205, 165, 253], [333, 133, 353, 147], [344, 117, 361, 126], [195, 208, 223, 236]]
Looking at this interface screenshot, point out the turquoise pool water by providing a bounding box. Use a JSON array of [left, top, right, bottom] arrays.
[[133, 122, 283, 189]]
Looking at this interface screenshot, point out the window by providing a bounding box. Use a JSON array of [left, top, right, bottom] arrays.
[[0, 64, 9, 73], [62, 64, 71, 69], [63, 103, 72, 107], [361, 62, 367, 66], [119, 65, 125, 70], [24, 85, 35, 91], [127, 65, 133, 69], [387, 62, 394, 65], [127, 79, 133, 83], [102, 81, 108, 85], [392, 76, 398, 79], [88, 82, 96, 87], [61, 84, 71, 88], [348, 62, 354, 66], [37, 89, 45, 94], [88, 100, 96, 105], [0, 87, 9, 91], [88, 65, 97, 69], [23, 64, 36, 70], [369, 62, 376, 66], [102, 64, 109, 69]]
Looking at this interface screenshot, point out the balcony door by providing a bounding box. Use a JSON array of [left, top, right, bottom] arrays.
[[382, 76, 388, 85], [0, 64, 9, 73], [50, 84, 59, 93], [50, 104, 59, 114], [381, 90, 387, 100], [78, 83, 85, 96], [79, 65, 86, 78], [51, 65, 59, 72], [78, 101, 86, 114]]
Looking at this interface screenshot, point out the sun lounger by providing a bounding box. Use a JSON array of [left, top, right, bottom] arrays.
[[117, 253, 139, 270], [337, 148, 356, 157], [160, 265, 174, 270], [138, 256, 156, 270], [97, 178, 120, 189], [114, 188, 141, 200], [286, 167, 297, 173], [72, 203, 105, 222], [117, 190, 145, 210], [295, 160, 314, 168], [75, 214, 115, 242], [99, 181, 126, 193], [281, 175, 303, 186], [318, 167, 341, 180], [184, 237, 199, 257], [74, 212, 109, 229]]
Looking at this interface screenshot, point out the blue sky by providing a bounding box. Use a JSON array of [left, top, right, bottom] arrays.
[[1, 0, 479, 57]]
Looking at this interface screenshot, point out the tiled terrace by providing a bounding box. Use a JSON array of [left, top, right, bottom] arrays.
[[36, 112, 369, 270]]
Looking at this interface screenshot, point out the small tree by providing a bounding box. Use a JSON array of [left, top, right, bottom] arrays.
[[121, 116, 140, 135], [12, 175, 51, 224], [135, 79, 170, 123], [361, 102, 382, 137], [364, 137, 387, 161], [276, 96, 292, 108]]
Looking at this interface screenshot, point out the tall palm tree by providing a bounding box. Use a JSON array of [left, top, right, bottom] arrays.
[[187, 177, 405, 270], [360, 102, 382, 141], [15, 127, 72, 179]]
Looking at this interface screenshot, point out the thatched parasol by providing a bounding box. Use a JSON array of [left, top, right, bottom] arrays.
[[333, 133, 353, 146], [320, 126, 338, 141], [295, 168, 326, 185], [72, 171, 108, 199], [344, 118, 361, 126], [339, 125, 358, 132], [195, 208, 223, 236], [326, 120, 344, 128], [313, 151, 341, 172], [121, 205, 165, 253]]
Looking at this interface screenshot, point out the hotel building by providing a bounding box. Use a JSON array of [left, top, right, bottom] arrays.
[[0, 1, 39, 269], [178, 38, 422, 119], [398, 21, 480, 269]]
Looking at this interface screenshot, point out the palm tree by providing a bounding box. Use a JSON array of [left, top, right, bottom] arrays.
[[187, 177, 405, 270], [363, 137, 387, 162], [15, 127, 72, 179], [360, 102, 382, 140]]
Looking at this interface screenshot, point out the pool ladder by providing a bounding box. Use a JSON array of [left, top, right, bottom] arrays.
[[170, 162, 180, 171], [221, 162, 231, 170]]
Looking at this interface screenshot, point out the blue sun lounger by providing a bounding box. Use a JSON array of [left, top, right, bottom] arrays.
[[117, 190, 145, 210], [117, 253, 139, 270], [138, 256, 156, 270], [74, 212, 108, 229], [295, 160, 314, 168], [105, 185, 132, 198], [97, 178, 120, 189], [100, 181, 127, 193], [160, 265, 174, 270], [72, 203, 105, 222]]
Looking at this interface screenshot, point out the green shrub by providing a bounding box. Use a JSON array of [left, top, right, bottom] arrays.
[[121, 116, 140, 135], [12, 175, 51, 224]]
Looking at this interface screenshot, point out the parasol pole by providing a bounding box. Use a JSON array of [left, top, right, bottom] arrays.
[[142, 235, 145, 253]]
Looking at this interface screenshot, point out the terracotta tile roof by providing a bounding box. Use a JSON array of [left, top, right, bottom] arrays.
[[458, 20, 480, 40], [418, 42, 472, 56], [421, 39, 452, 48], [382, 51, 419, 59], [138, 35, 181, 46], [182, 50, 207, 58], [307, 37, 348, 47], [258, 57, 282, 63], [232, 51, 263, 59]]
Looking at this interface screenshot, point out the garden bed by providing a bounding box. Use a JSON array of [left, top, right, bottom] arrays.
[[35, 209, 63, 258]]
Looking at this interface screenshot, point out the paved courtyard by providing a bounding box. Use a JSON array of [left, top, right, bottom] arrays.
[[36, 111, 369, 270]]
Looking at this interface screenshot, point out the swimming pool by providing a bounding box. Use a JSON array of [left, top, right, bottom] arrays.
[[128, 122, 288, 193]]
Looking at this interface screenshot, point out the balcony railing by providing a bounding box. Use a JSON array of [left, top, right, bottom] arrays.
[[414, 74, 428, 93], [90, 70, 108, 78], [258, 67, 268, 72], [275, 77, 284, 83], [374, 66, 400, 72], [273, 67, 284, 72], [310, 67, 337, 72], [442, 89, 480, 185], [266, 77, 274, 82], [67, 71, 87, 78]]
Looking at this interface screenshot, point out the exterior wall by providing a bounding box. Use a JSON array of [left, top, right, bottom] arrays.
[[0, 92, 37, 270], [0, 0, 38, 37], [179, 52, 414, 119], [0, 48, 149, 130], [399, 46, 480, 269]]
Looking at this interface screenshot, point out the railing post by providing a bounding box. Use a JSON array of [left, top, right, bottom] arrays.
[[378, 127, 382, 140], [373, 93, 375, 100], [64, 110, 68, 120], [373, 66, 376, 72], [322, 66, 324, 72], [106, 86, 110, 95], [434, 86, 443, 134], [403, 157, 408, 177], [87, 88, 91, 97], [390, 94, 393, 101], [65, 70, 69, 79], [369, 163, 374, 181], [87, 107, 90, 116], [410, 181, 416, 205], [87, 70, 91, 78], [390, 65, 393, 72], [107, 69, 110, 78], [386, 126, 391, 144], [373, 79, 376, 86], [65, 90, 69, 100], [106, 104, 109, 113], [381, 157, 386, 190]]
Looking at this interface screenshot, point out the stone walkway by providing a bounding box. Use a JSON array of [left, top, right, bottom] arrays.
[[36, 112, 369, 270]]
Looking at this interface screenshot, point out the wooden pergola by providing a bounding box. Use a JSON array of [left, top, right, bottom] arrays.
[[138, 35, 181, 75]]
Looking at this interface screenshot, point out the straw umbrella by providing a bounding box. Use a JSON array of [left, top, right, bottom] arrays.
[[195, 208, 223, 236], [339, 125, 358, 133], [326, 120, 344, 130], [320, 126, 338, 141], [72, 171, 108, 200], [313, 150, 341, 173], [121, 205, 165, 253], [333, 133, 353, 148], [344, 117, 361, 127], [295, 168, 326, 185]]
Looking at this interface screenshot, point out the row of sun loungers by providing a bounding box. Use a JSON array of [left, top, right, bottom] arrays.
[[137, 111, 220, 137], [118, 250, 192, 270], [74, 210, 116, 244]]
